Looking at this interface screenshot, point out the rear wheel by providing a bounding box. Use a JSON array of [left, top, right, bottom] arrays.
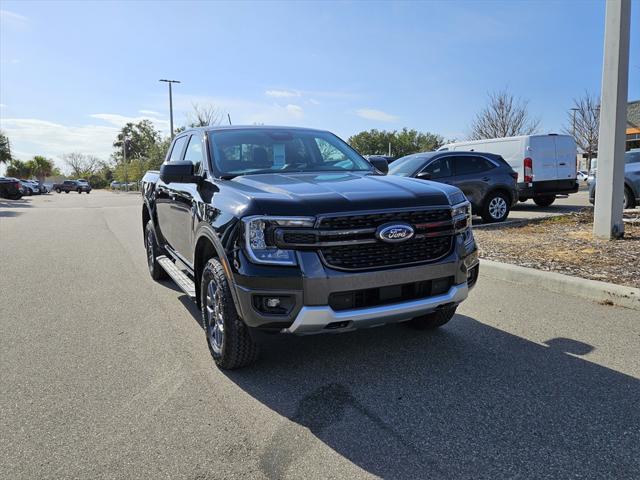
[[201, 258, 258, 369], [56, 188, 61, 193], [145, 220, 168, 281], [481, 191, 510, 222], [624, 187, 635, 209], [533, 195, 555, 207], [65, 190, 69, 194], [407, 306, 457, 330]]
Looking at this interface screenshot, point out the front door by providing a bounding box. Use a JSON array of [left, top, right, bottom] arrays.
[[156, 135, 189, 252]]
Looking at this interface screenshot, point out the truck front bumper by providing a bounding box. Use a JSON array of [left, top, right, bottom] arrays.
[[284, 282, 469, 334], [231, 233, 478, 334]]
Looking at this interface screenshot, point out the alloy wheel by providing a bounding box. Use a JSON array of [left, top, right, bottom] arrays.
[[489, 196, 507, 220], [206, 280, 225, 356]]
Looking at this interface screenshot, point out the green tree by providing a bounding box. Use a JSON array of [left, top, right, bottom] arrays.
[[26, 156, 54, 183], [112, 120, 162, 164], [0, 130, 11, 164], [348, 128, 444, 158], [6, 159, 31, 178]]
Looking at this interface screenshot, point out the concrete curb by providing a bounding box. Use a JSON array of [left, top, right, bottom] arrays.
[[481, 259, 640, 311]]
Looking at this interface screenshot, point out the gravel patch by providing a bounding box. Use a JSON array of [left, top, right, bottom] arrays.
[[474, 209, 640, 289]]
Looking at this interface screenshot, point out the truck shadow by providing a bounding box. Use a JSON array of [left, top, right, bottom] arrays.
[[220, 315, 639, 479], [0, 197, 33, 217]]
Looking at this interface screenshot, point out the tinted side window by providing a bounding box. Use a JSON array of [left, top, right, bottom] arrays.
[[625, 152, 640, 164], [168, 136, 188, 163], [183, 135, 204, 170], [423, 157, 453, 179], [454, 155, 495, 175]]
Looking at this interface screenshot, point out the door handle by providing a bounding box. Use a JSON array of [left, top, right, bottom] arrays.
[[559, 163, 567, 166], [482, 177, 490, 181]]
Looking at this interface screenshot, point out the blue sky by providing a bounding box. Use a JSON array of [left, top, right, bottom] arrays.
[[1, 0, 639, 170]]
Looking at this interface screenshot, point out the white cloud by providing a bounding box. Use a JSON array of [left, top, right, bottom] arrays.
[[90, 113, 168, 128], [355, 108, 399, 122], [265, 89, 301, 98], [1, 112, 169, 169], [0, 9, 28, 24], [285, 104, 304, 118], [139, 109, 162, 116], [0, 104, 6, 108], [308, 98, 321, 105], [1, 118, 119, 166]]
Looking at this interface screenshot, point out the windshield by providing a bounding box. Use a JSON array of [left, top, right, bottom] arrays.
[[208, 129, 372, 177], [388, 154, 434, 177], [625, 151, 640, 164]]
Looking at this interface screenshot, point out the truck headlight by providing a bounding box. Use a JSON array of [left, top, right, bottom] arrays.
[[452, 202, 472, 233], [242, 216, 315, 266]]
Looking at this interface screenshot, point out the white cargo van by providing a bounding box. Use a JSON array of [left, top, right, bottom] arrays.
[[438, 134, 578, 206]]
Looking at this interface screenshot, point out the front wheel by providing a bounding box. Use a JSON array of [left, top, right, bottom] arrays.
[[407, 306, 457, 330], [481, 192, 510, 222], [56, 188, 61, 193], [145, 220, 168, 281], [533, 195, 555, 207], [201, 258, 258, 369]]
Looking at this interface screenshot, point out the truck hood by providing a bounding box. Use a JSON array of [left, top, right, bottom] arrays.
[[225, 172, 459, 216]]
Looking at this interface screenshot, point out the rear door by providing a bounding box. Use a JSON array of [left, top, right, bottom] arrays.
[[527, 136, 558, 182], [450, 155, 496, 207], [554, 135, 577, 181]]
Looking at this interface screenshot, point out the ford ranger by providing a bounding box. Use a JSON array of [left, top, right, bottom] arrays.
[[141, 126, 479, 369]]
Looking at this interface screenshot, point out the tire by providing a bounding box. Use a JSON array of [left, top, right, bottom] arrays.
[[145, 220, 168, 281], [65, 190, 69, 194], [481, 191, 510, 223], [624, 187, 635, 209], [26, 189, 32, 196], [533, 195, 555, 207], [56, 188, 61, 193], [201, 258, 258, 369], [77, 188, 82, 194], [407, 305, 457, 330]]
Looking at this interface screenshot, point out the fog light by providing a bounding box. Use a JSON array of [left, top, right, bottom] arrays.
[[253, 295, 294, 315], [266, 297, 281, 308]]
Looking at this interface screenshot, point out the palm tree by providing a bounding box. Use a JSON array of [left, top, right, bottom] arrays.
[[26, 156, 54, 183], [0, 130, 11, 164]]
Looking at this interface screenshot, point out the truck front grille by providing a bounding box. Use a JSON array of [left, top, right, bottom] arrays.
[[320, 236, 452, 270], [273, 207, 456, 271]]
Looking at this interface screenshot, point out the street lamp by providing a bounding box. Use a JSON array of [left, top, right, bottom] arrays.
[[159, 79, 181, 138]]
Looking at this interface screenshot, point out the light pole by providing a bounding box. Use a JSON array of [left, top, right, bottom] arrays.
[[122, 135, 130, 192], [593, 0, 630, 240], [159, 79, 181, 138]]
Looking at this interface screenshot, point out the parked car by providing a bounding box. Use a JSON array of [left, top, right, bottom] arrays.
[[53, 180, 92, 193], [110, 181, 122, 189], [577, 170, 589, 182], [19, 179, 40, 195], [0, 177, 23, 199], [389, 151, 518, 222], [438, 134, 578, 207], [76, 179, 92, 193], [589, 149, 640, 209], [141, 126, 479, 369]]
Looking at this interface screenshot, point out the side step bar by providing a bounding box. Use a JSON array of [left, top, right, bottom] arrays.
[[157, 255, 196, 297]]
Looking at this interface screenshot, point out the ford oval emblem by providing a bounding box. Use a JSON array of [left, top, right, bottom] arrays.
[[376, 223, 414, 243]]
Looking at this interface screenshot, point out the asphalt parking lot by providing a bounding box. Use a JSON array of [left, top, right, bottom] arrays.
[[1, 190, 638, 479]]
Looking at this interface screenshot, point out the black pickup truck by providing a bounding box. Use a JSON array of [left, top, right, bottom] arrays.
[[53, 180, 92, 194], [141, 126, 479, 369]]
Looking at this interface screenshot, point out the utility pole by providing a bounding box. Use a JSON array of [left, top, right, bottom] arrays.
[[593, 0, 631, 240], [123, 136, 129, 193], [159, 79, 181, 138]]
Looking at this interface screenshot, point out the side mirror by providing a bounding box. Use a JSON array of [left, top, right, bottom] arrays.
[[368, 157, 389, 174], [417, 171, 432, 180], [160, 161, 200, 184]]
